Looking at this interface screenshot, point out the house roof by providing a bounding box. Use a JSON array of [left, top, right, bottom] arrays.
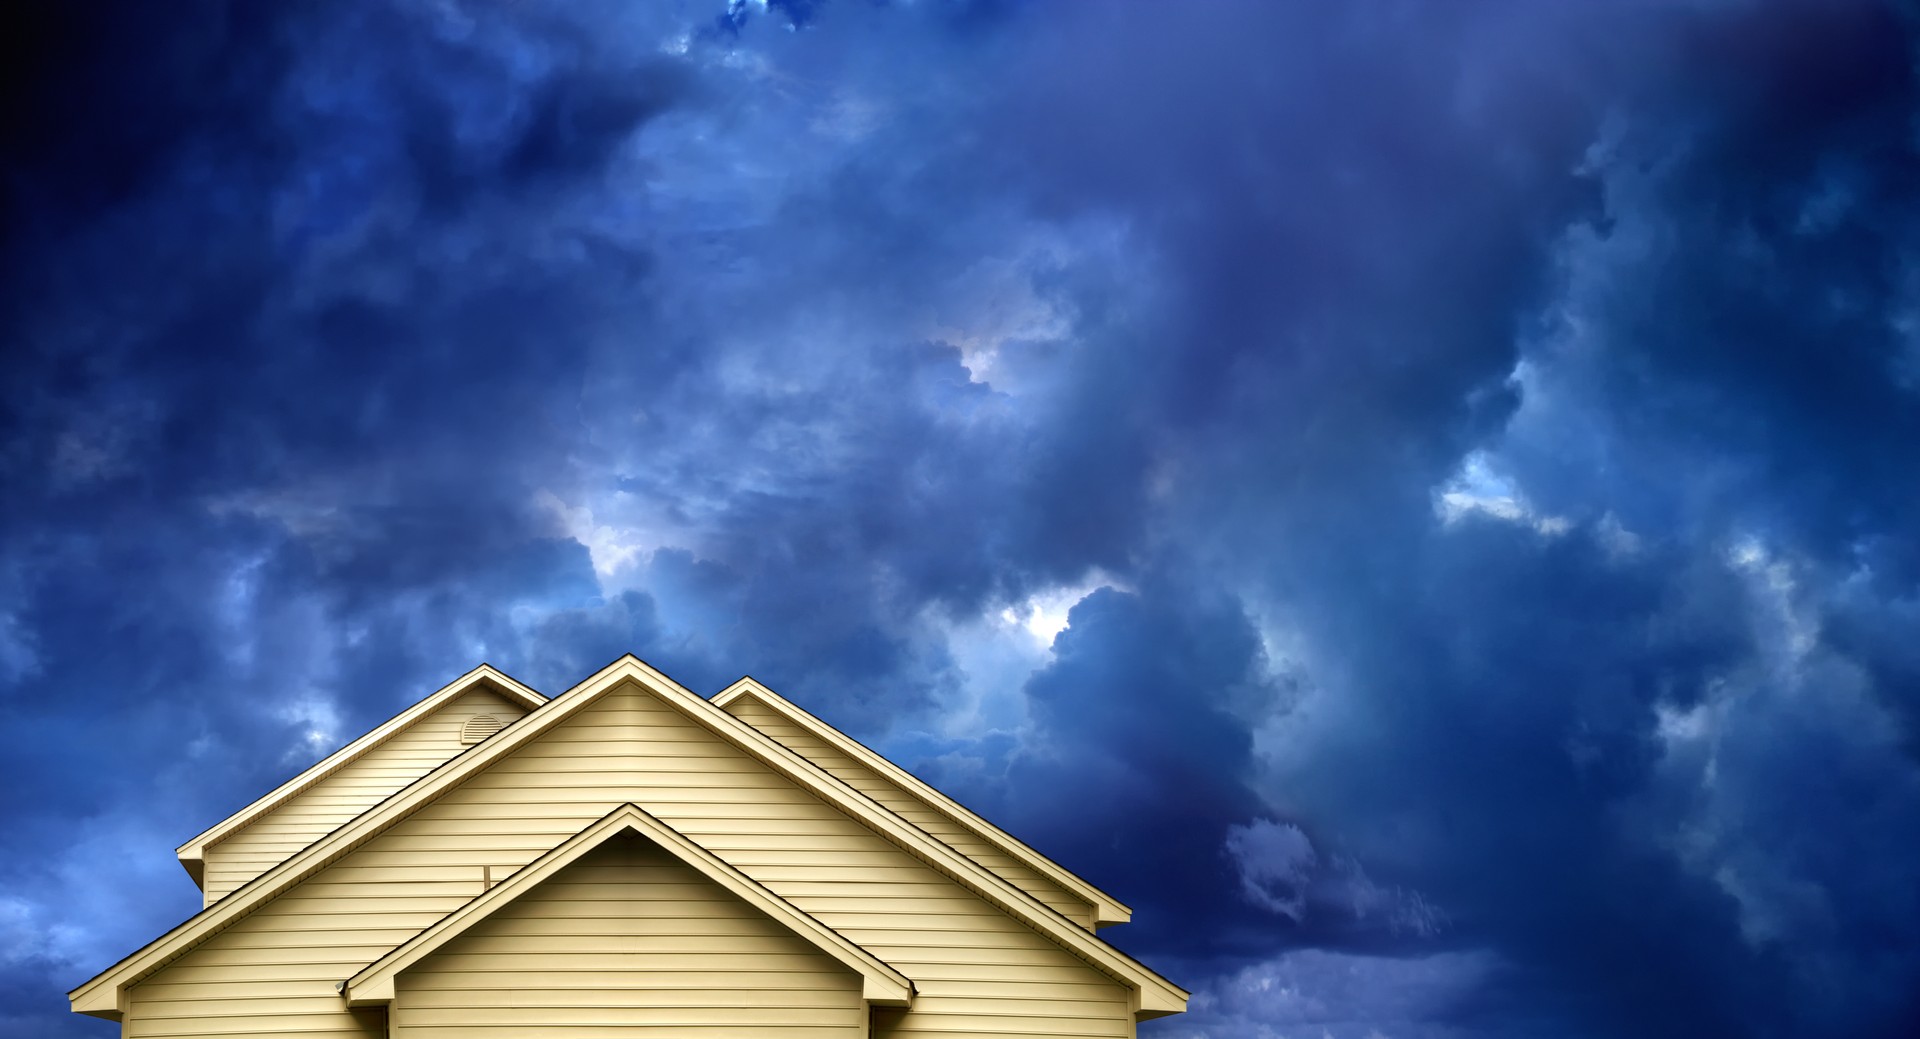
[[343, 802, 914, 1008], [712, 676, 1133, 928], [172, 663, 546, 886], [74, 655, 1187, 1021]]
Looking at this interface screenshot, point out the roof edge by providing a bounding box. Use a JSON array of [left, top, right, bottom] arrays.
[[343, 802, 914, 1008], [173, 664, 545, 870], [711, 677, 1134, 927], [76, 655, 1185, 1019]]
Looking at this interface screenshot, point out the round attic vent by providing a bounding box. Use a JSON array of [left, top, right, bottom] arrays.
[[460, 714, 505, 744]]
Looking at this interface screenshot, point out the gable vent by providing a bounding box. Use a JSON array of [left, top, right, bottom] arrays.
[[459, 714, 505, 744]]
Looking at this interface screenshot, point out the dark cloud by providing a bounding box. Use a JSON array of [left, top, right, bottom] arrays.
[[6, 1, 1920, 1037], [937, 582, 1287, 958], [1507, 0, 1920, 580]]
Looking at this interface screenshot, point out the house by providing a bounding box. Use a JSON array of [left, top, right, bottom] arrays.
[[71, 655, 1188, 1037]]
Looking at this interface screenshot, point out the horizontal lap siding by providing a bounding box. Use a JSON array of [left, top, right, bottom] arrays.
[[394, 833, 864, 1038], [724, 698, 1099, 930], [129, 681, 1133, 1039], [430, 684, 1133, 1038], [202, 687, 529, 904], [128, 860, 466, 1037]]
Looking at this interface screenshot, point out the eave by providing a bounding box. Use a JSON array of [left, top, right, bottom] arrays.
[[712, 676, 1134, 928], [172, 664, 545, 887]]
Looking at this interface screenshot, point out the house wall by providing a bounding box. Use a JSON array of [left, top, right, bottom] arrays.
[[392, 831, 866, 1038], [722, 693, 1100, 930], [201, 685, 530, 904], [126, 680, 1136, 1039]]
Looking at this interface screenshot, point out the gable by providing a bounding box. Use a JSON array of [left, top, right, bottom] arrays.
[[76, 656, 1186, 1028], [345, 803, 911, 1010], [715, 679, 1130, 930], [389, 833, 871, 1036], [177, 665, 544, 902]]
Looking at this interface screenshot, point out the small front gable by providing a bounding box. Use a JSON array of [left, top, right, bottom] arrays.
[[350, 803, 910, 1035], [392, 833, 872, 1036], [178, 665, 545, 904]]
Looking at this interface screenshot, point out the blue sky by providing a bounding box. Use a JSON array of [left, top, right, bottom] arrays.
[[5, 1, 1920, 1036]]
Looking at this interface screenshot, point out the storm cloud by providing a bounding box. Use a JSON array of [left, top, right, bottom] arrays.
[[5, 1, 1920, 1036]]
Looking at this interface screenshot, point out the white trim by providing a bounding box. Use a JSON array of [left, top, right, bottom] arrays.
[[713, 677, 1133, 928], [172, 664, 545, 887]]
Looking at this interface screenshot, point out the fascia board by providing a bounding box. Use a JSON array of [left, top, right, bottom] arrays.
[[172, 664, 545, 880], [683, 673, 1186, 1013], [712, 677, 1134, 927]]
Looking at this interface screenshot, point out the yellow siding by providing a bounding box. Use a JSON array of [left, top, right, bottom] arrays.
[[724, 696, 1100, 930], [128, 680, 1135, 1039], [201, 686, 529, 904], [392, 832, 866, 1038]]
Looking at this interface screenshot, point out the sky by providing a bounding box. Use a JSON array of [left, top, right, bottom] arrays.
[[4, 0, 1920, 1036]]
